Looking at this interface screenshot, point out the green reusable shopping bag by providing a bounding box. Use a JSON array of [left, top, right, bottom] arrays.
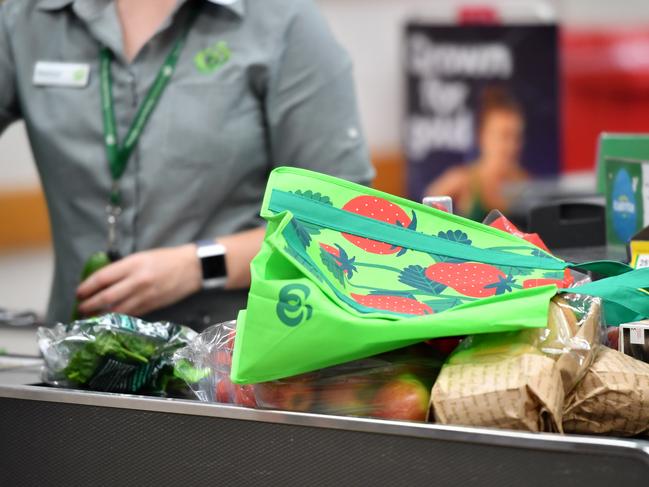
[[231, 167, 649, 384]]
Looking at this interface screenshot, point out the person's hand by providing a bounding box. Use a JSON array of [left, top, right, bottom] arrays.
[[76, 244, 201, 317]]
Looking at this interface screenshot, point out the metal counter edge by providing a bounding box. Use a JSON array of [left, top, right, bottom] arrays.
[[0, 381, 648, 465]]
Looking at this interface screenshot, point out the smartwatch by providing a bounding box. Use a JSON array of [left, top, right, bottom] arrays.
[[196, 240, 228, 290]]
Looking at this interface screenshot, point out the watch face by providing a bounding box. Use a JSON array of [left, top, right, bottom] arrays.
[[201, 253, 227, 280]]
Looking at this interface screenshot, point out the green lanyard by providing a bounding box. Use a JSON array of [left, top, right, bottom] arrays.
[[99, 8, 198, 254]]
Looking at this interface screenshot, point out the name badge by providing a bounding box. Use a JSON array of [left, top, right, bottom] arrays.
[[33, 61, 90, 88]]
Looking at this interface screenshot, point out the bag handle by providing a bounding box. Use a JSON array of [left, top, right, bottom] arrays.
[[559, 267, 649, 324], [568, 260, 632, 277], [269, 189, 566, 270], [270, 190, 649, 324]]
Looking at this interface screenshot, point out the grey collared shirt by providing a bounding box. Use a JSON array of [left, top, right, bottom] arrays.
[[0, 0, 373, 326]]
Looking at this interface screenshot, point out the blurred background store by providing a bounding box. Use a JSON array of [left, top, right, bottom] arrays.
[[1, 0, 649, 326]]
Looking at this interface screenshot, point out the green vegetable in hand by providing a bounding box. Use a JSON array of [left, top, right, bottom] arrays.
[[71, 251, 112, 320], [81, 251, 112, 280]]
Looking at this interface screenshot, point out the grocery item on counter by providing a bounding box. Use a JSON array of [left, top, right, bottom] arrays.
[[604, 325, 620, 350], [231, 167, 649, 385], [618, 320, 649, 363], [549, 295, 601, 394], [563, 347, 649, 437], [483, 209, 551, 254], [483, 210, 575, 289], [431, 295, 601, 432], [422, 195, 453, 213], [39, 314, 196, 395], [434, 351, 562, 432], [174, 320, 444, 421]]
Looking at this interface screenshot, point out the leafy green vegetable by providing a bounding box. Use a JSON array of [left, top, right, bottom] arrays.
[[64, 342, 101, 384], [45, 314, 196, 396], [98, 332, 156, 363], [174, 359, 211, 383]]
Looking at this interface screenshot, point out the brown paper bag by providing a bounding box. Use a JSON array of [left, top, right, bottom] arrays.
[[431, 353, 564, 432], [429, 295, 600, 432], [563, 347, 649, 436]]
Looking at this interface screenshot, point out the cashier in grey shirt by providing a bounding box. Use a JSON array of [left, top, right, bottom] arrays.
[[0, 0, 374, 329]]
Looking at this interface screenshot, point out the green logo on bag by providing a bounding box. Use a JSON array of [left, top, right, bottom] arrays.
[[277, 284, 313, 327]]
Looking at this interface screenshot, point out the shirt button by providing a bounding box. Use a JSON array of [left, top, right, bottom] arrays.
[[347, 127, 360, 139]]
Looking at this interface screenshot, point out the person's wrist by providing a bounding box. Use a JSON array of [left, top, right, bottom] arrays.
[[180, 243, 202, 295]]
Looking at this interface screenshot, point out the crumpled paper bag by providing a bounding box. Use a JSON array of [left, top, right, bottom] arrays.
[[563, 347, 649, 436], [430, 296, 601, 432], [431, 352, 564, 432]]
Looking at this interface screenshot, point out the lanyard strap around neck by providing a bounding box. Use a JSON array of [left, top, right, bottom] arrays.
[[99, 7, 199, 204]]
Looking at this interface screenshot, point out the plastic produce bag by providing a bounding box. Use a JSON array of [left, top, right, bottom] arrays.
[[231, 167, 649, 384], [38, 314, 196, 395], [549, 295, 601, 393], [482, 209, 574, 289], [483, 209, 552, 254], [430, 294, 601, 432], [563, 347, 649, 437], [174, 320, 444, 421]]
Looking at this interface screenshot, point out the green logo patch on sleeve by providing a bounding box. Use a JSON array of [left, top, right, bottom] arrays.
[[194, 41, 231, 74]]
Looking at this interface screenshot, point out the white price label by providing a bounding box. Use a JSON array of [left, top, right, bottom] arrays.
[[636, 254, 649, 269], [630, 327, 646, 345]]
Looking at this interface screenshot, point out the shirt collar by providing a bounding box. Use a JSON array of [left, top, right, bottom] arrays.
[[206, 0, 245, 17], [37, 0, 245, 17]]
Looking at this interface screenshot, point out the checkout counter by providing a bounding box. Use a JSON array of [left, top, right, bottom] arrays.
[[1, 360, 648, 486], [1, 246, 648, 486]]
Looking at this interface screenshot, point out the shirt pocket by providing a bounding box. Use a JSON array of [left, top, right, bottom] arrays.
[[160, 77, 252, 169], [154, 73, 264, 197]]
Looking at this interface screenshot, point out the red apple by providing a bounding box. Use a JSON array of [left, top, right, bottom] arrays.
[[215, 375, 235, 403], [372, 375, 430, 422], [606, 327, 620, 351], [319, 377, 374, 416], [255, 378, 315, 412], [234, 384, 258, 408]]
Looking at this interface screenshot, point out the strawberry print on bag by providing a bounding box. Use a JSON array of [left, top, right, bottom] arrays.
[[351, 293, 433, 316], [425, 262, 521, 298], [341, 196, 417, 257]]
